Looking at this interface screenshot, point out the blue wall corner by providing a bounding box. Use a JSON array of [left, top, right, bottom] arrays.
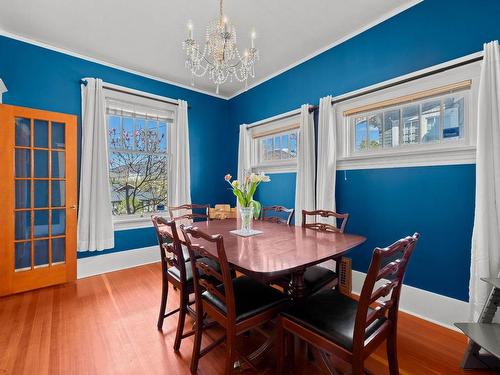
[[226, 0, 500, 302], [0, 35, 235, 257]]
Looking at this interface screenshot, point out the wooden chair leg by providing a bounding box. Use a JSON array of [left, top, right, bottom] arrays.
[[387, 330, 399, 375], [276, 320, 285, 375], [306, 343, 315, 361], [173, 287, 187, 351], [352, 360, 364, 375], [157, 274, 169, 330], [286, 330, 294, 365], [190, 305, 204, 374], [224, 334, 237, 375]]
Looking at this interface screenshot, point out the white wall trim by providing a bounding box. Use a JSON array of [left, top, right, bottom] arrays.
[[229, 0, 423, 99], [77, 246, 160, 279], [337, 146, 476, 170], [0, 2, 423, 101], [0, 29, 227, 100], [352, 270, 470, 331]]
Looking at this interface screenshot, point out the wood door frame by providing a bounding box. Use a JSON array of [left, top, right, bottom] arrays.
[[0, 104, 77, 296]]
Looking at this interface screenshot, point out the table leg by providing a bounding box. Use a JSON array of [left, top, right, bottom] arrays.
[[288, 269, 306, 300]]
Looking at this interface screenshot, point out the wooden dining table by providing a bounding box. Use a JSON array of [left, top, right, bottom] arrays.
[[184, 218, 367, 299]]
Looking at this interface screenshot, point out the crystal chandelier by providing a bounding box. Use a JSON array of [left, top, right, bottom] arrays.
[[183, 0, 259, 94]]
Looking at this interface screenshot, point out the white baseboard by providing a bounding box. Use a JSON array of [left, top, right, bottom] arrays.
[[77, 246, 160, 279], [352, 270, 469, 331]]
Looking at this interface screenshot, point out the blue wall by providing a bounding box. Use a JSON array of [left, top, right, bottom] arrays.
[[228, 0, 500, 302], [0, 35, 235, 257]]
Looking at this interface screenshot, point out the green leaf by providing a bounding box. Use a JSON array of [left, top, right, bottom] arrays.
[[232, 189, 246, 207], [251, 200, 261, 219], [248, 181, 259, 199]]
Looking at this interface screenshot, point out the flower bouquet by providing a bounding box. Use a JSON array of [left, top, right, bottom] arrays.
[[224, 172, 271, 233]]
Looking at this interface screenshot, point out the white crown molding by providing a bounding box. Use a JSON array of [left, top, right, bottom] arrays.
[[229, 0, 424, 99], [0, 29, 229, 100], [0, 2, 422, 102]]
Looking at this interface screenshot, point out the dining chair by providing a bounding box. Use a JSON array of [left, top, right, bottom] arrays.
[[181, 224, 289, 375], [302, 209, 349, 233], [298, 209, 350, 295], [152, 216, 220, 351], [277, 233, 420, 375], [261, 205, 295, 225], [169, 203, 210, 222]]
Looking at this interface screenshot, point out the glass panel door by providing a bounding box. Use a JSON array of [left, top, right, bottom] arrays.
[[14, 118, 68, 270], [0, 104, 77, 296]]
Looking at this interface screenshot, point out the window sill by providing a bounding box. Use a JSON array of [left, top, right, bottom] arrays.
[[337, 145, 476, 170], [113, 212, 169, 231], [253, 162, 297, 174]]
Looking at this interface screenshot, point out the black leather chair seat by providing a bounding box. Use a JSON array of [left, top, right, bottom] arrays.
[[303, 266, 337, 290], [202, 276, 289, 322], [167, 257, 220, 283], [282, 290, 386, 351]]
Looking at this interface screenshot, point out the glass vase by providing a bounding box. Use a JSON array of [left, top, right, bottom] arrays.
[[239, 207, 253, 233]]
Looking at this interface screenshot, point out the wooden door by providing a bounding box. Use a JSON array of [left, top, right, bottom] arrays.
[[0, 104, 77, 296]]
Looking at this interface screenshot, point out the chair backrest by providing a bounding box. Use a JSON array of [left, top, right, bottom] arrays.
[[180, 225, 236, 323], [302, 209, 349, 233], [261, 205, 295, 225], [353, 233, 420, 352], [169, 204, 210, 222], [152, 215, 188, 279]]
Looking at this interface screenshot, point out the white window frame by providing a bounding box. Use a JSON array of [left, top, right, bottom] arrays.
[[104, 85, 177, 230], [336, 56, 482, 170], [248, 110, 300, 174]]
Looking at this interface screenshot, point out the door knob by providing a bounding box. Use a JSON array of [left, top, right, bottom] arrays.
[[70, 205, 77, 210]]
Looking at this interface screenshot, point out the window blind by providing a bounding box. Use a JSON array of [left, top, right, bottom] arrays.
[[343, 80, 472, 116], [106, 98, 175, 122]]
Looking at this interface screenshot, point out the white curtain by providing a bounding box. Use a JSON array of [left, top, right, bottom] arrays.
[[0, 78, 7, 103], [237, 124, 251, 183], [77, 78, 114, 251], [169, 99, 191, 207], [295, 104, 315, 226], [469, 40, 500, 320], [316, 96, 337, 224]]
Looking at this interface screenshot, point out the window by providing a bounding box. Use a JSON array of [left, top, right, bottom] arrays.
[[351, 93, 465, 152], [336, 59, 481, 170], [104, 88, 176, 227], [248, 112, 300, 173], [259, 130, 298, 163]]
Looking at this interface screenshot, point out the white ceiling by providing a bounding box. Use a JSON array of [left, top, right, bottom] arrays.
[[0, 0, 419, 98]]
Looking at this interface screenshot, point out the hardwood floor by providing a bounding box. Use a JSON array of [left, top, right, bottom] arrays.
[[0, 263, 495, 375]]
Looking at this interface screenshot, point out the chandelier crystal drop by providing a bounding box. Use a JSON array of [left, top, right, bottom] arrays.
[[182, 0, 259, 94]]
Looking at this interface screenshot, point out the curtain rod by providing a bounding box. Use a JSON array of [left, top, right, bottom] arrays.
[[330, 55, 483, 106], [246, 105, 316, 130], [80, 79, 191, 109]]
